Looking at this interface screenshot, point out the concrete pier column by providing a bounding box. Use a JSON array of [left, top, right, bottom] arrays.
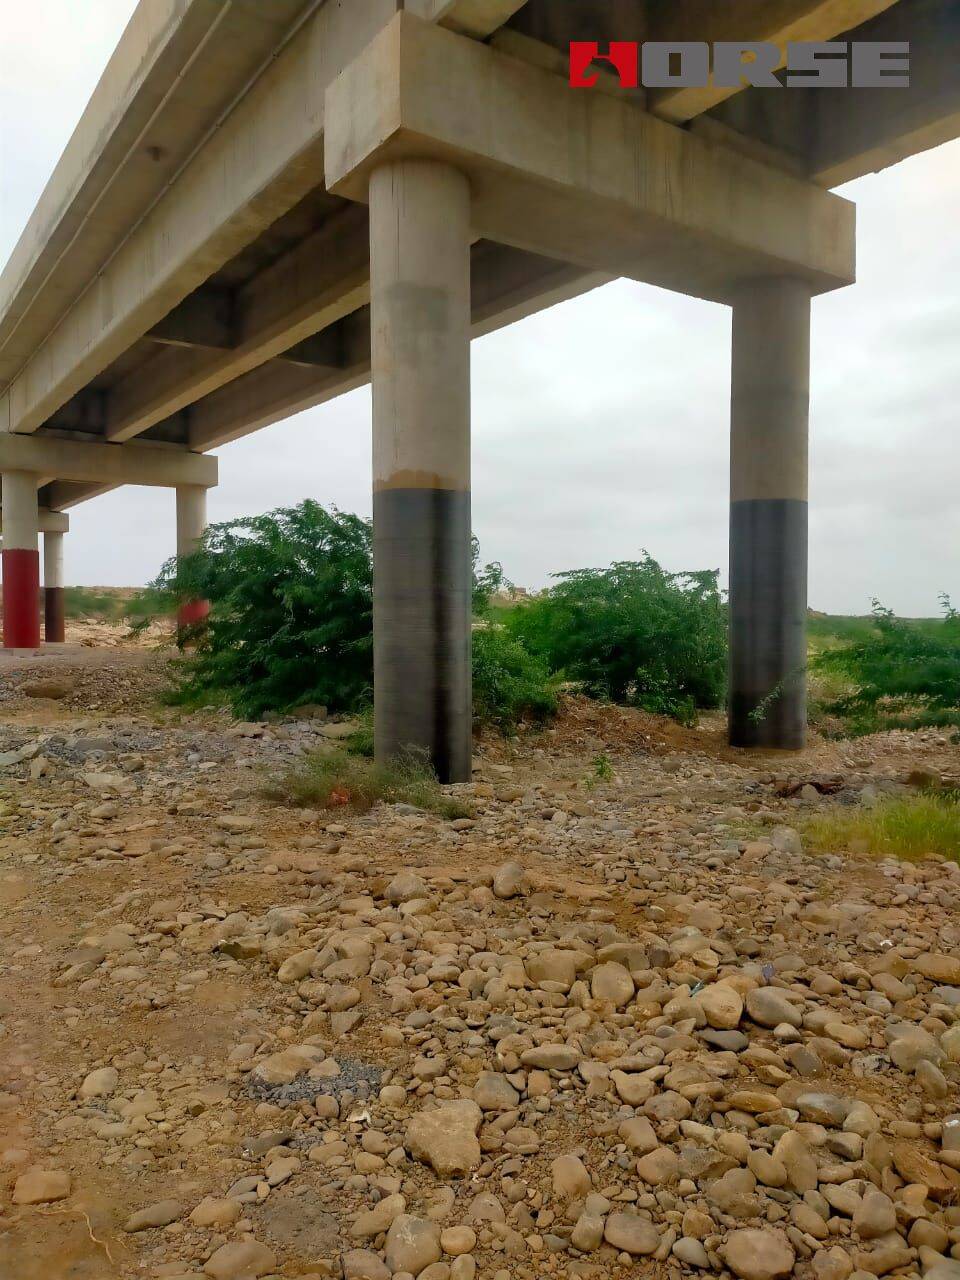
[[369, 159, 472, 782], [43, 530, 66, 644], [728, 277, 810, 749], [2, 471, 41, 650], [175, 484, 209, 627]]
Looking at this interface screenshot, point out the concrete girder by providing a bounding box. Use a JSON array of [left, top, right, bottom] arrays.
[[711, 0, 960, 187], [0, 0, 399, 437], [191, 361, 371, 454], [48, 247, 602, 454], [325, 14, 856, 304], [100, 206, 371, 442], [0, 434, 216, 489], [406, 0, 531, 38], [0, 0, 318, 392], [145, 288, 352, 366], [147, 289, 235, 349], [278, 329, 347, 371], [645, 0, 900, 123], [45, 326, 346, 437], [183, 250, 608, 452], [33, 249, 603, 519], [38, 483, 116, 513], [89, 217, 591, 446]]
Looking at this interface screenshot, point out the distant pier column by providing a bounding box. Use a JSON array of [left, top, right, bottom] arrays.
[[175, 485, 210, 628], [369, 159, 472, 783], [729, 277, 810, 749], [43, 530, 66, 645], [2, 471, 41, 650]]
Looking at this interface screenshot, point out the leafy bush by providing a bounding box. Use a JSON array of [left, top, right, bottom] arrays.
[[813, 598, 960, 735], [146, 499, 547, 733], [471, 627, 559, 731], [506, 555, 726, 723], [153, 502, 373, 720], [263, 747, 473, 818], [472, 539, 507, 617]]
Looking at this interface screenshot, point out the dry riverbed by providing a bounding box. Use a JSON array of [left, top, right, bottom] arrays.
[[1, 635, 959, 1280]]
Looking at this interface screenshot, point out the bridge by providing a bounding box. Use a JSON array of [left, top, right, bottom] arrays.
[[1, 0, 957, 777]]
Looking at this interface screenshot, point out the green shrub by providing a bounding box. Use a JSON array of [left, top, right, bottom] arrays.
[[144, 500, 542, 732], [471, 627, 559, 732], [263, 747, 474, 818], [144, 505, 722, 733], [813, 598, 960, 736], [152, 502, 374, 720], [472, 540, 507, 617], [585, 752, 614, 787], [506, 554, 726, 722]]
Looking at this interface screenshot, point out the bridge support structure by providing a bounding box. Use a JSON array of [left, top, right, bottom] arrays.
[[369, 160, 473, 783], [0, 436, 216, 650], [175, 485, 210, 629], [728, 278, 811, 749], [4, 4, 898, 751], [43, 526, 66, 645], [325, 11, 849, 760], [1, 471, 40, 651]]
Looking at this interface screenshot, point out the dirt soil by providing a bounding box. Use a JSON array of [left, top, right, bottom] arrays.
[[0, 629, 958, 1280]]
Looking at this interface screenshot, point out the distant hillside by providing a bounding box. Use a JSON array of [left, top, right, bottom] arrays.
[[63, 586, 141, 621]]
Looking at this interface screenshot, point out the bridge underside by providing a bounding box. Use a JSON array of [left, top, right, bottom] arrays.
[[0, 0, 956, 766]]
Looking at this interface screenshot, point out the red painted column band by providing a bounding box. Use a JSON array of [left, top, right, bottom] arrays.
[[177, 599, 210, 628], [3, 549, 41, 648]]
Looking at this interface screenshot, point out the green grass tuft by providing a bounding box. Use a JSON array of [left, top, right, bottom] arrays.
[[262, 747, 474, 819], [803, 794, 960, 863], [343, 707, 375, 757]]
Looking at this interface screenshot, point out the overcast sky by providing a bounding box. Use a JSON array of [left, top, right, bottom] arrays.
[[2, 2, 958, 616]]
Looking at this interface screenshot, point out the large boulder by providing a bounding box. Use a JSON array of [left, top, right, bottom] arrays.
[[405, 1100, 482, 1177]]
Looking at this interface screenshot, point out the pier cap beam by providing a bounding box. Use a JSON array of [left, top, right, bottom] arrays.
[[0, 508, 69, 535], [325, 13, 856, 305], [0, 435, 217, 490]]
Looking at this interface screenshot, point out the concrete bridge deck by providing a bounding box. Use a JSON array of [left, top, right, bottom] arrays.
[[1, 0, 957, 770]]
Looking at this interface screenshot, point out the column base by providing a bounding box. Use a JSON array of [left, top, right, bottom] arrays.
[[728, 696, 806, 750], [373, 487, 472, 784], [44, 586, 66, 645], [728, 497, 807, 751]]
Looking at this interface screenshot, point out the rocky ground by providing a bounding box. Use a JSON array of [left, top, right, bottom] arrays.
[[1, 632, 959, 1280]]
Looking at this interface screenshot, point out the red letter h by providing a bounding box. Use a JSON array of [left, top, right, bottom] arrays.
[[569, 42, 640, 88]]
